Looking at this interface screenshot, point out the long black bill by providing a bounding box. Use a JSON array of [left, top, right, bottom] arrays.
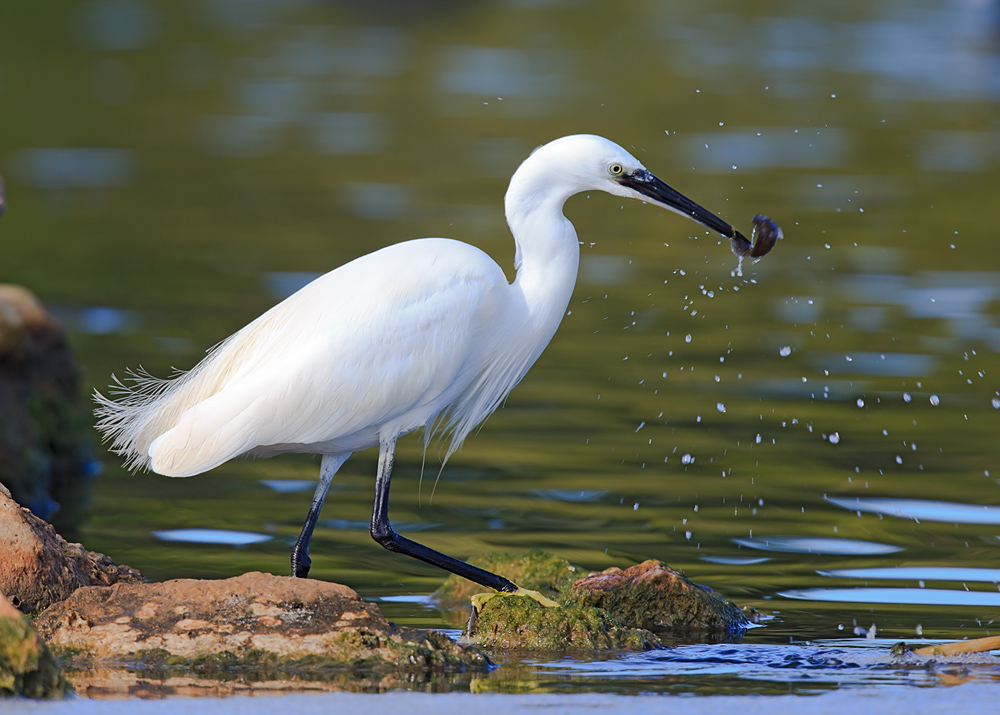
[[618, 169, 735, 238], [618, 169, 777, 259]]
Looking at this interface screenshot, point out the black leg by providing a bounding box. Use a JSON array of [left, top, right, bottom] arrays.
[[370, 437, 518, 593], [292, 453, 349, 578]]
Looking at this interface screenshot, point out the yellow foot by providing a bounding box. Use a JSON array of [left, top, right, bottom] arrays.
[[471, 587, 560, 612]]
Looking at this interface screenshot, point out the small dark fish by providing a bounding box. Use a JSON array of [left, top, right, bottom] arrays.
[[731, 214, 781, 258]]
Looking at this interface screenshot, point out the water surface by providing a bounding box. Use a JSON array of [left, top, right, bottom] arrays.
[[2, 0, 999, 697]]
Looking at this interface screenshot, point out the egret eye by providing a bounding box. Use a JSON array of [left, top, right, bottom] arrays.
[[609, 163, 624, 176]]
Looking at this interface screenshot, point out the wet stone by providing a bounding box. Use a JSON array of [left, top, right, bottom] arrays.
[[33, 572, 489, 679], [568, 560, 759, 639]]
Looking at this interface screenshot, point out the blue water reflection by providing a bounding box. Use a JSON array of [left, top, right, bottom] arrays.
[[533, 489, 609, 503], [733, 537, 903, 556], [780, 588, 1000, 608], [827, 497, 1000, 524], [819, 567, 1000, 583], [14, 148, 133, 189], [701, 556, 771, 566], [152, 528, 273, 545], [259, 479, 316, 494]]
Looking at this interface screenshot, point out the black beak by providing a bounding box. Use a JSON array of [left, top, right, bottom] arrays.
[[617, 169, 736, 238], [617, 169, 777, 259]]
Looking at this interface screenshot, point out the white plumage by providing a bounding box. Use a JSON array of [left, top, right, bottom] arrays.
[[95, 134, 752, 587]]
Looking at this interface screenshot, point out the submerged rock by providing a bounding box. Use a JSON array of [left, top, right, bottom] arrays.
[[567, 560, 758, 638], [0, 591, 72, 699], [0, 284, 94, 538], [33, 572, 489, 678], [0, 487, 145, 614]]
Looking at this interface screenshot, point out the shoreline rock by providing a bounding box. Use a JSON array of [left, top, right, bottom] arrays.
[[0, 486, 145, 614], [33, 572, 489, 678], [568, 560, 760, 639]]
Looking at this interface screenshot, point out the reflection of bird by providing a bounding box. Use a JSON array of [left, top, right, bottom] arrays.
[[96, 135, 756, 591]]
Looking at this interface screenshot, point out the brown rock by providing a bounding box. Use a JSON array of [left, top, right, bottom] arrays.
[[33, 572, 488, 675], [568, 560, 757, 639], [0, 488, 144, 613]]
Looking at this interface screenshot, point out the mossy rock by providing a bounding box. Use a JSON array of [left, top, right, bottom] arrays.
[[437, 552, 758, 648], [566, 560, 756, 637], [432, 549, 581, 618], [464, 595, 659, 652], [0, 614, 72, 699]]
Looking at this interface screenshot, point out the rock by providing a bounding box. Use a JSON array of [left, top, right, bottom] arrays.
[[463, 594, 659, 652], [0, 591, 72, 699], [433, 549, 581, 620], [33, 572, 489, 678], [567, 560, 758, 639], [0, 284, 94, 538], [0, 488, 145, 614], [447, 553, 757, 651]]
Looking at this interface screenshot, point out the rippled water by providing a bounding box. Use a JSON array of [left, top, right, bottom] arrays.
[[2, 0, 1000, 697]]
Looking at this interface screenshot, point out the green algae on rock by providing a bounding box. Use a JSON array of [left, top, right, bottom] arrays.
[[0, 593, 71, 699], [463, 594, 659, 652], [440, 552, 757, 650], [433, 549, 581, 617], [567, 560, 758, 638]]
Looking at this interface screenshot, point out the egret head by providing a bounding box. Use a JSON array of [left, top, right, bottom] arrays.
[[511, 134, 739, 240]]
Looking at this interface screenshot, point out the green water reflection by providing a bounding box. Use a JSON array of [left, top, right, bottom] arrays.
[[2, 0, 1000, 689]]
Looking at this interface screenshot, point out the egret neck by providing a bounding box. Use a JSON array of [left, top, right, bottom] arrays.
[[505, 163, 581, 353]]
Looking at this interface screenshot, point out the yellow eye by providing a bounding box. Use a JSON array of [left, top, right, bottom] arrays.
[[609, 163, 624, 176]]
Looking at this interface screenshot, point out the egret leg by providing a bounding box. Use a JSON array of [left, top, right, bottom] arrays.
[[292, 452, 350, 578], [370, 437, 518, 593]]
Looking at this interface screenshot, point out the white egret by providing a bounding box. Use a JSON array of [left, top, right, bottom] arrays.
[[95, 134, 774, 593]]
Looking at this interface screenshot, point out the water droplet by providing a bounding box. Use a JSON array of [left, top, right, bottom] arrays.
[[755, 434, 762, 444], [856, 398, 865, 408], [779, 346, 791, 357], [685, 334, 692, 343], [829, 432, 840, 444], [896, 455, 903, 464], [681, 453, 694, 465], [717, 402, 726, 413], [929, 394, 939, 406], [992, 398, 1000, 409], [902, 392, 911, 403]]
